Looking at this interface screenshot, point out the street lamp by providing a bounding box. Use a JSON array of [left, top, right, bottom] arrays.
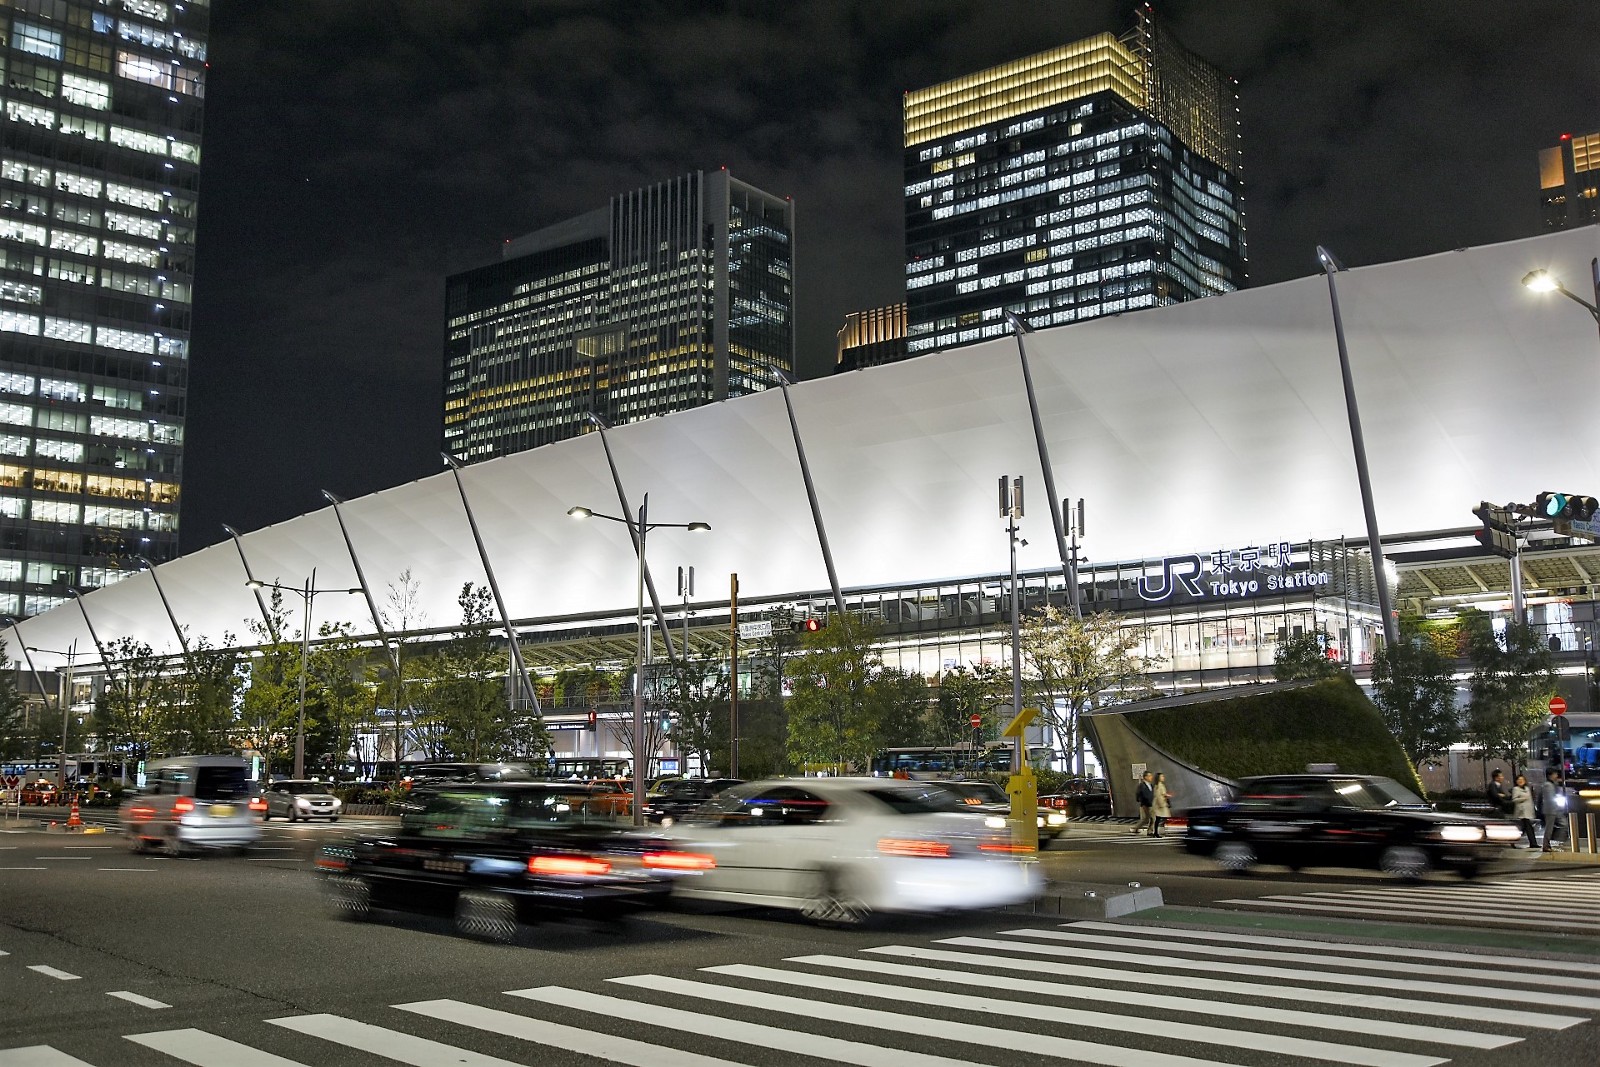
[[1522, 262, 1600, 339], [244, 570, 363, 779], [25, 642, 77, 789], [568, 494, 709, 825]]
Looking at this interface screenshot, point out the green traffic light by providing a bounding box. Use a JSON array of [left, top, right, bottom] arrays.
[[1546, 492, 1568, 517]]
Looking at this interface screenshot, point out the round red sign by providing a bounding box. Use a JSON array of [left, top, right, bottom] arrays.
[[1551, 696, 1568, 716], [969, 713, 983, 730]]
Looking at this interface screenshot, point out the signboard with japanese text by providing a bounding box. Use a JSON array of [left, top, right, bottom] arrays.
[[1136, 539, 1333, 607]]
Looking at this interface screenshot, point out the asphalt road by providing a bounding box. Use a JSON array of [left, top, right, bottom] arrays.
[[3, 812, 1599, 1066]]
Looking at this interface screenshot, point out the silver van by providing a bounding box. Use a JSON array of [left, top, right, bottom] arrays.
[[119, 755, 263, 855]]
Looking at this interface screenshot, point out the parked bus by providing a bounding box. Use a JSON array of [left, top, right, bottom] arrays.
[[869, 744, 1052, 779]]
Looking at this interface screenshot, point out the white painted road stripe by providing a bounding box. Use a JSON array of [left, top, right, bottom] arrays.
[[788, 953, 1512, 1049], [1220, 897, 1580, 929], [1299, 891, 1596, 918], [60, 845, 112, 849], [26, 966, 80, 981], [0, 867, 46, 871], [963, 932, 1600, 1012], [108, 990, 170, 1009], [612, 973, 1250, 1067], [269, 1014, 525, 1066], [708, 962, 1446, 1067], [513, 985, 984, 1067], [97, 868, 155, 872], [0, 1048, 97, 1067], [128, 1028, 310, 1066], [1005, 926, 1579, 989], [33, 857, 91, 860], [921, 941, 1583, 1029], [1069, 920, 1599, 973], [397, 998, 757, 1067]]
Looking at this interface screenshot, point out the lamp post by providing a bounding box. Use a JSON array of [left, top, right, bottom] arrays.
[[1522, 261, 1600, 342], [25, 642, 77, 789], [245, 570, 363, 779], [569, 494, 709, 825]]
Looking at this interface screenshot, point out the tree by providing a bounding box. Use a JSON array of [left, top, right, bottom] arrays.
[[657, 652, 730, 775], [1012, 606, 1160, 769], [785, 615, 882, 774], [0, 654, 28, 761], [1463, 613, 1555, 773], [866, 667, 929, 750], [305, 622, 369, 775], [160, 632, 241, 756], [93, 636, 172, 763], [378, 568, 428, 769], [240, 588, 302, 775], [1272, 629, 1343, 682], [431, 584, 541, 761], [931, 664, 1006, 748], [1370, 622, 1461, 768]]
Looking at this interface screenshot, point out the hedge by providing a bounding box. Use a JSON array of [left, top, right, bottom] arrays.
[[1127, 675, 1425, 796]]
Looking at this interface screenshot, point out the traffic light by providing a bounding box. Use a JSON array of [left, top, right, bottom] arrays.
[[792, 617, 825, 633], [1472, 501, 1517, 560], [1537, 491, 1599, 521]]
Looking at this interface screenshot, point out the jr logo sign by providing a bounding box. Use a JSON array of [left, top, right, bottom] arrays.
[[1137, 555, 1204, 601], [1138, 540, 1331, 605]]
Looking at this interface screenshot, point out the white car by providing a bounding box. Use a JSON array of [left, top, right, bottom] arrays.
[[263, 779, 343, 822], [663, 777, 1041, 923]]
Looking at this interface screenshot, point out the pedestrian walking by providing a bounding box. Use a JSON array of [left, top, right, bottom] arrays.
[[1511, 773, 1538, 849], [1487, 769, 1511, 816], [1131, 771, 1155, 835], [1150, 772, 1173, 837], [1540, 769, 1568, 853]]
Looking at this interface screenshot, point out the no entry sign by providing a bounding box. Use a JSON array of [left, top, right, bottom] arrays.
[[1551, 696, 1568, 716]]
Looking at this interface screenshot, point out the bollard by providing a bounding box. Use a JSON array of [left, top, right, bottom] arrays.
[[1589, 813, 1597, 855]]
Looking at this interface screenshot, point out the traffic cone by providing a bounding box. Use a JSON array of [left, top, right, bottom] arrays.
[[66, 797, 82, 830]]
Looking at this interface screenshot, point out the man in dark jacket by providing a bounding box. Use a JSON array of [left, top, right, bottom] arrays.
[[1541, 769, 1568, 853], [1487, 769, 1511, 815], [1131, 771, 1155, 835]]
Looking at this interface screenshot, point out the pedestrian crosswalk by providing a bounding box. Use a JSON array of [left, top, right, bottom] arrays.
[[4, 916, 1595, 1066], [1218, 871, 1600, 930]]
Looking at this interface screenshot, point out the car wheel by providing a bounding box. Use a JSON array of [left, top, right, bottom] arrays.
[[287, 810, 298, 823], [1213, 841, 1256, 874], [325, 875, 372, 921], [1380, 845, 1430, 881], [799, 866, 870, 927], [161, 827, 185, 859], [455, 889, 518, 944], [1457, 862, 1481, 881], [328, 816, 339, 823], [126, 831, 148, 854]]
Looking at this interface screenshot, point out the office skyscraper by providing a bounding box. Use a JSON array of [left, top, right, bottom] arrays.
[[444, 170, 793, 463], [0, 0, 205, 618], [1539, 131, 1599, 231], [835, 303, 907, 372], [903, 7, 1245, 354]]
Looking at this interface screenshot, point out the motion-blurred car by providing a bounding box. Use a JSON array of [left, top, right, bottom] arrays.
[[319, 781, 711, 942], [938, 779, 1069, 840], [263, 779, 343, 822], [1038, 777, 1113, 819], [119, 755, 263, 856], [1184, 773, 1522, 879], [642, 777, 744, 826], [663, 777, 1040, 924], [19, 780, 60, 806]]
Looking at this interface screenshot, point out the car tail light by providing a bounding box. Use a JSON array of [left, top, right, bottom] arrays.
[[528, 854, 612, 876], [641, 850, 716, 871], [1437, 825, 1485, 843], [314, 855, 348, 871], [173, 797, 194, 814], [1484, 823, 1522, 842], [877, 838, 952, 858], [979, 841, 1037, 854], [248, 797, 267, 813], [128, 805, 156, 819]]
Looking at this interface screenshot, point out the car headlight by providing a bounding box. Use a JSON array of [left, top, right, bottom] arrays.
[[331, 798, 342, 809], [1484, 823, 1522, 842], [1046, 812, 1068, 826], [984, 815, 1007, 830], [295, 798, 310, 808], [1438, 825, 1484, 843]]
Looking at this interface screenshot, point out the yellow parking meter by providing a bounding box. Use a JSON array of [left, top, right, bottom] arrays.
[[1003, 707, 1039, 852]]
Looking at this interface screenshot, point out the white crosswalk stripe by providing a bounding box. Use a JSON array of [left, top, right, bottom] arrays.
[[1219, 873, 1600, 929], [5, 917, 1598, 1066]]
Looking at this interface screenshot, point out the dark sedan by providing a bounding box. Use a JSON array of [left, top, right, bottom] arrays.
[[1184, 773, 1523, 879], [641, 777, 744, 826], [317, 782, 714, 942]]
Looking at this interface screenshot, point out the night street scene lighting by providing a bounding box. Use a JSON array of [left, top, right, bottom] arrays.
[[1522, 263, 1600, 335]]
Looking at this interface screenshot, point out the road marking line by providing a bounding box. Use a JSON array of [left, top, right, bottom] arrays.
[[709, 962, 1444, 1067], [246, 858, 301, 862], [1298, 890, 1598, 917], [0, 1046, 98, 1066], [33, 856, 93, 860], [513, 985, 981, 1067], [1219, 897, 1579, 929], [612, 973, 1249, 1067], [128, 1028, 310, 1066], [108, 990, 170, 1009], [1069, 920, 1598, 973], [923, 940, 1583, 1029], [98, 867, 156, 871], [397, 998, 757, 1067], [250, 846, 295, 851], [60, 845, 113, 849], [26, 965, 81, 981], [0, 867, 46, 870], [787, 953, 1512, 1049], [270, 1014, 527, 1066], [1002, 926, 1579, 990]]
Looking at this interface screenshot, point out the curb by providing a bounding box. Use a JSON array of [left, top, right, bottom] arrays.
[[1005, 881, 1165, 919]]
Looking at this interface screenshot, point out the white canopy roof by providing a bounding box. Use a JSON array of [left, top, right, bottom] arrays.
[[11, 226, 1599, 673]]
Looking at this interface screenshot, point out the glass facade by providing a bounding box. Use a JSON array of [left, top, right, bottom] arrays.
[[834, 302, 907, 372], [0, 0, 204, 617], [1539, 132, 1600, 231], [444, 170, 793, 463], [903, 10, 1245, 355]]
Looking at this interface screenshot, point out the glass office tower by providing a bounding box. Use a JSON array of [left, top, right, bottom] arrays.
[[1539, 132, 1600, 231], [0, 0, 204, 617], [903, 7, 1245, 354], [444, 170, 793, 463]]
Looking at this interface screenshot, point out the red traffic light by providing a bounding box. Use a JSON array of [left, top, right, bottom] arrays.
[[802, 618, 822, 632]]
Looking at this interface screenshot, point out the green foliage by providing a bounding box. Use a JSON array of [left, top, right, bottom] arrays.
[[1462, 613, 1554, 770], [1128, 675, 1422, 793], [658, 652, 730, 775], [785, 614, 884, 773], [160, 632, 241, 757], [1271, 630, 1344, 682], [1370, 620, 1461, 767], [93, 636, 171, 762], [868, 668, 929, 749], [0, 652, 27, 760], [931, 664, 1006, 748], [735, 650, 790, 779]]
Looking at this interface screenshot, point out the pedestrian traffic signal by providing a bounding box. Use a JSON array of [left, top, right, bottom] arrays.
[[1537, 492, 1599, 521], [1472, 501, 1517, 560]]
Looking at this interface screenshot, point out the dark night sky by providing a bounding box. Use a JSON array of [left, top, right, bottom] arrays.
[[179, 0, 1599, 553]]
